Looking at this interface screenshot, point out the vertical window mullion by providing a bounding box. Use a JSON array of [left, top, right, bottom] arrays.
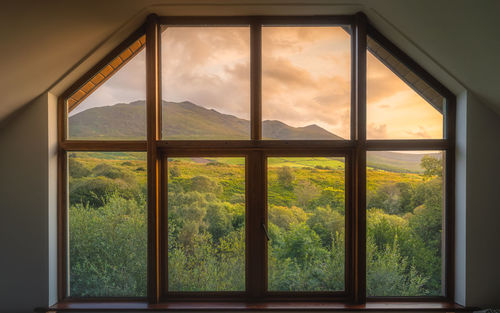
[[248, 19, 266, 300], [247, 151, 267, 299], [146, 13, 161, 304], [354, 12, 367, 304], [251, 20, 262, 141]]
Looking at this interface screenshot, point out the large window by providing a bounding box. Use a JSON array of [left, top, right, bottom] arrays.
[[58, 14, 455, 304]]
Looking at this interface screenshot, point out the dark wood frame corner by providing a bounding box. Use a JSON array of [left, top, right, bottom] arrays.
[[56, 11, 457, 309]]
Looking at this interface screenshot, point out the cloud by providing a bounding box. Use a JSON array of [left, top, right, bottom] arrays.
[[161, 27, 251, 118], [367, 52, 410, 104], [71, 25, 442, 141], [367, 123, 387, 139], [261, 27, 351, 138], [406, 126, 431, 139]]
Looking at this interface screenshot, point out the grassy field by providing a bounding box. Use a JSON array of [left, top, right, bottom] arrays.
[[68, 152, 443, 297]]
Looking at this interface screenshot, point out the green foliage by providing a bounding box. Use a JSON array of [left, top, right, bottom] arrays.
[[311, 187, 345, 213], [367, 182, 414, 214], [70, 176, 127, 207], [277, 166, 294, 187], [93, 163, 134, 180], [168, 229, 245, 291], [190, 175, 222, 194], [269, 230, 345, 291], [169, 166, 181, 178], [206, 202, 235, 242], [421, 155, 443, 179], [69, 158, 91, 178], [307, 207, 344, 247], [295, 179, 321, 208], [69, 196, 147, 297], [269, 205, 307, 230], [367, 238, 427, 296], [68, 155, 444, 296]]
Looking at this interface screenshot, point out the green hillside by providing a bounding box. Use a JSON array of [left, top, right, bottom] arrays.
[[68, 100, 342, 140], [68, 100, 439, 172], [367, 151, 442, 173]]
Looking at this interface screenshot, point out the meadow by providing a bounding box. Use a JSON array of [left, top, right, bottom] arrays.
[[67, 152, 443, 297]]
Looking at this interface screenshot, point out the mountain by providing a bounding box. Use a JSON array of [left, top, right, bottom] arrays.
[[68, 100, 343, 140], [367, 151, 442, 173], [68, 100, 439, 173], [263, 120, 342, 140]]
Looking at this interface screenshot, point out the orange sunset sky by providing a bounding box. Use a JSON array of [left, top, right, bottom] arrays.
[[70, 26, 443, 140]]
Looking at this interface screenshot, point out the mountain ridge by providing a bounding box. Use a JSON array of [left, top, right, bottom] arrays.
[[68, 100, 344, 140], [68, 100, 440, 173]]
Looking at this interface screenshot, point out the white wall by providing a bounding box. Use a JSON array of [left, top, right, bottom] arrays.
[[0, 93, 57, 313], [454, 91, 467, 306], [464, 93, 500, 307]]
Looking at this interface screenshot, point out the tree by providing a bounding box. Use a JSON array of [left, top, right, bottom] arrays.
[[366, 238, 427, 296], [268, 205, 307, 230], [69, 196, 147, 296], [206, 202, 233, 242], [169, 166, 181, 178], [420, 155, 442, 179], [307, 207, 344, 247], [190, 175, 222, 194], [277, 166, 294, 187], [69, 158, 91, 178], [367, 182, 414, 215], [295, 180, 320, 208]]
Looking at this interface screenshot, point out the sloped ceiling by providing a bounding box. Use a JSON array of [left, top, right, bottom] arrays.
[[1, 0, 499, 122]]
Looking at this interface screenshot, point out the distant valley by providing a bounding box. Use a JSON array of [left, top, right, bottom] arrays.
[[69, 100, 440, 173]]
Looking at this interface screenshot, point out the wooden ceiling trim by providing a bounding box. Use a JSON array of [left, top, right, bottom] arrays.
[[67, 34, 146, 113]]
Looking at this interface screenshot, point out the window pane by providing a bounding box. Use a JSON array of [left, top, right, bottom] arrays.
[[68, 36, 146, 140], [68, 152, 147, 297], [267, 157, 345, 291], [168, 157, 246, 291], [367, 37, 444, 139], [366, 151, 444, 296], [262, 27, 351, 140], [161, 27, 250, 140]]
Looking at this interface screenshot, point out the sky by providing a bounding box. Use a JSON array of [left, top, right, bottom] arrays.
[[69, 26, 443, 140]]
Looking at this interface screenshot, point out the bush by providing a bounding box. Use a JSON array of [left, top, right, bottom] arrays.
[[69, 158, 91, 178], [93, 163, 133, 181], [169, 166, 181, 178], [277, 166, 294, 187], [190, 175, 222, 194], [69, 196, 147, 296]]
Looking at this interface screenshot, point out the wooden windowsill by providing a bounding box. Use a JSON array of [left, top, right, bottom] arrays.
[[36, 301, 473, 312]]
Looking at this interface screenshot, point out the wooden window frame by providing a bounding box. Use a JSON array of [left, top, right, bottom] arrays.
[[57, 12, 456, 306]]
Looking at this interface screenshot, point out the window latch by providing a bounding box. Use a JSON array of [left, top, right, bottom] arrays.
[[261, 222, 270, 241]]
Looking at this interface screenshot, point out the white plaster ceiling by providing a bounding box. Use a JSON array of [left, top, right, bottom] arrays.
[[0, 0, 499, 122]]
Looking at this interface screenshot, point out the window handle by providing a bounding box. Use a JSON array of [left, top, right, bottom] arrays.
[[261, 222, 270, 241]]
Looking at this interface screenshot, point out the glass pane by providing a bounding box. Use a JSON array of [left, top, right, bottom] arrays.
[[161, 27, 250, 140], [262, 27, 351, 140], [68, 152, 147, 297], [267, 157, 345, 291], [366, 151, 444, 296], [68, 36, 146, 140], [367, 37, 444, 139], [168, 157, 246, 291]]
